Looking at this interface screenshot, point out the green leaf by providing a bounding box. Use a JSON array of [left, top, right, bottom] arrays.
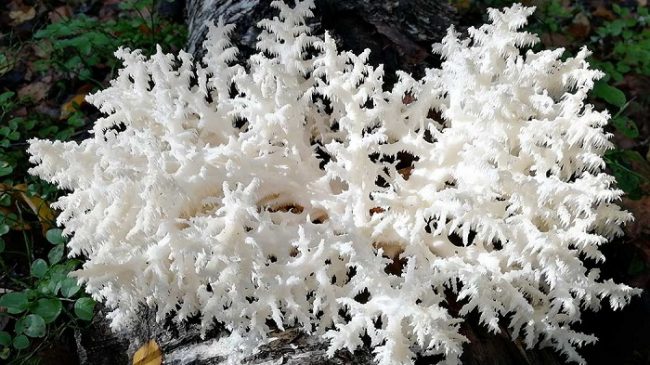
[[67, 112, 85, 128], [23, 119, 36, 130], [23, 289, 38, 301], [0, 292, 29, 314], [0, 331, 10, 346], [592, 81, 627, 108], [0, 162, 12, 177], [0, 91, 14, 105], [43, 262, 76, 295], [0, 238, 4, 254], [7, 131, 19, 141], [621, 29, 634, 40], [612, 116, 639, 138], [31, 298, 62, 324], [23, 315, 46, 338], [48, 245, 64, 264], [14, 317, 27, 334], [55, 127, 75, 141], [619, 150, 650, 164], [60, 277, 81, 298], [0, 224, 8, 236], [31, 259, 48, 279], [611, 164, 641, 195], [0, 193, 11, 206], [38, 125, 59, 139], [12, 335, 29, 350], [7, 117, 21, 129], [46, 228, 65, 245], [78, 69, 92, 82], [74, 298, 95, 321]]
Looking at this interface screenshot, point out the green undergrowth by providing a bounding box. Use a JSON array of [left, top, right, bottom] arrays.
[[0, 0, 186, 363]]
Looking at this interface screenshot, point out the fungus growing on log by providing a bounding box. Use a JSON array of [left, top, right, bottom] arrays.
[[28, 2, 640, 364]]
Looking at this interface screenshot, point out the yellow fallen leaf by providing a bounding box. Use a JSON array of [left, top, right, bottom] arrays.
[[133, 339, 162, 365], [60, 94, 87, 120], [13, 184, 55, 234]]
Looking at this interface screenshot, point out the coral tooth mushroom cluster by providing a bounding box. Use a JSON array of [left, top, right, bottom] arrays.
[[28, 1, 640, 364]]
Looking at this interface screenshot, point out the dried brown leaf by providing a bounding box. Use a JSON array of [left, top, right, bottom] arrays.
[[568, 12, 590, 40], [593, 5, 615, 20], [48, 5, 72, 23], [9, 6, 36, 26], [18, 81, 50, 102]]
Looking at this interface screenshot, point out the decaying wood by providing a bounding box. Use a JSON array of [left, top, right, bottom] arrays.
[[187, 0, 457, 84], [75, 304, 568, 365]]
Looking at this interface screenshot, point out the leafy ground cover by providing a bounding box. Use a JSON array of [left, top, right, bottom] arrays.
[[0, 0, 185, 363]]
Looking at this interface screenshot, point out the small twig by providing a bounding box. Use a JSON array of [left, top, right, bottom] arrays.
[[14, 201, 32, 266]]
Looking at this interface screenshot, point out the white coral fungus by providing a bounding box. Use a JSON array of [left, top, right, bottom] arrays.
[[28, 2, 640, 364]]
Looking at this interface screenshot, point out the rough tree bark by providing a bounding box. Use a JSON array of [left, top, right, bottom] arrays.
[[186, 0, 458, 84], [74, 1, 570, 364]]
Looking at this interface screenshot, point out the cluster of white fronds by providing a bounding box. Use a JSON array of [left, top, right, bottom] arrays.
[[28, 2, 640, 364]]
